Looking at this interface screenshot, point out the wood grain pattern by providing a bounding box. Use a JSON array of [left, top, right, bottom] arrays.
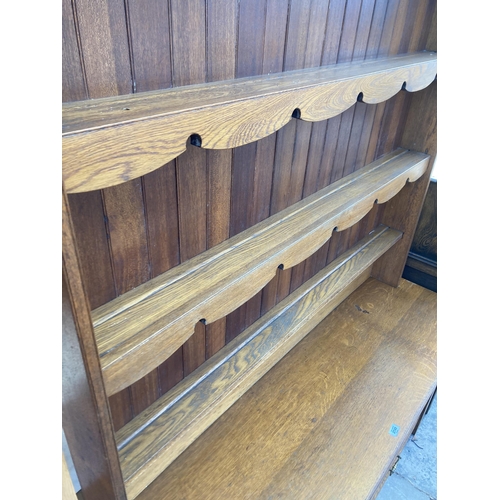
[[127, 0, 172, 93], [62, 52, 436, 193], [62, 189, 127, 500], [269, 0, 331, 303], [71, 0, 132, 99], [92, 149, 429, 395], [67, 191, 116, 309], [227, 0, 289, 340], [61, 1, 440, 491], [372, 78, 437, 286], [125, 0, 181, 409], [136, 277, 436, 500], [117, 225, 402, 499], [70, 0, 143, 429], [62, 0, 87, 102]]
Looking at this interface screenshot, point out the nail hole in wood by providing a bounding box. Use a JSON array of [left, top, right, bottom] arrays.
[[190, 134, 202, 147], [401, 81, 407, 91], [333, 226, 338, 232], [122, 107, 130, 111], [374, 199, 378, 204], [199, 318, 207, 325], [292, 108, 301, 119], [277, 264, 284, 270], [357, 92, 364, 102]]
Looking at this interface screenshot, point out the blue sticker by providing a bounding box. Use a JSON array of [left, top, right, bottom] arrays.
[[389, 424, 400, 437]]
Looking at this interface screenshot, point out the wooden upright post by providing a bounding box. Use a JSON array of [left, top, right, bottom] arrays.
[[371, 8, 437, 287], [62, 187, 127, 500]]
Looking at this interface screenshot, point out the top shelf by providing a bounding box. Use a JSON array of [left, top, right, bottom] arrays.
[[62, 51, 436, 193]]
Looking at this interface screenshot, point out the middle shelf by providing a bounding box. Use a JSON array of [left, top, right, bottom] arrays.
[[92, 147, 429, 396]]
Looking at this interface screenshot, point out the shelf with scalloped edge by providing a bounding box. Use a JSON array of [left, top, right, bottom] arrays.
[[116, 224, 403, 499], [92, 148, 430, 397], [62, 51, 436, 193]]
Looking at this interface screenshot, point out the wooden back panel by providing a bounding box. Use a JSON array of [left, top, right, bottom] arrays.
[[63, 0, 436, 431]]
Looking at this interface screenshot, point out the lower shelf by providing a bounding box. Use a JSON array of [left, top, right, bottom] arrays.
[[116, 225, 401, 498], [135, 277, 437, 500]]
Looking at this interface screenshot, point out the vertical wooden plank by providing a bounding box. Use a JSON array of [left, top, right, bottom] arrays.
[[372, 4, 436, 286], [127, 0, 172, 92], [227, 0, 269, 340], [368, 0, 409, 161], [339, 0, 379, 176], [363, 0, 401, 164], [295, 1, 343, 277], [102, 180, 150, 296], [127, 0, 183, 397], [206, 0, 238, 83], [287, 0, 344, 295], [226, 190, 255, 329], [375, 91, 409, 156], [63, 189, 127, 500], [253, 0, 290, 320], [142, 164, 179, 281], [288, 0, 331, 293], [177, 145, 208, 374], [64, 0, 119, 310], [375, 0, 431, 159], [73, 0, 132, 97], [268, 0, 313, 303], [321, 0, 363, 272], [371, 91, 436, 287], [158, 347, 184, 394], [171, 0, 207, 375], [270, 0, 312, 215], [323, 0, 410, 275], [103, 180, 158, 417], [332, 0, 375, 183], [342, 102, 369, 175], [205, 0, 237, 357], [206, 150, 231, 356], [353, 103, 377, 170], [235, 0, 267, 79], [248, 0, 288, 222], [72, 0, 140, 428], [62, 0, 87, 102], [68, 193, 116, 310], [170, 0, 206, 87]]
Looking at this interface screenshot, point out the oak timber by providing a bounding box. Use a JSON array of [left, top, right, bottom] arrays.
[[371, 80, 437, 287], [92, 149, 429, 396], [116, 225, 402, 499], [136, 277, 437, 500], [62, 52, 436, 193], [62, 189, 127, 500]]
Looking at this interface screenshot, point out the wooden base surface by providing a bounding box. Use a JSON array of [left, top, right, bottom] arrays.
[[136, 278, 437, 500]]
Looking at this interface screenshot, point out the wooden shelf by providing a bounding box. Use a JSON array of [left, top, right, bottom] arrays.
[[62, 5, 438, 499], [92, 148, 429, 396], [134, 277, 437, 500], [62, 51, 436, 193], [115, 225, 402, 499]]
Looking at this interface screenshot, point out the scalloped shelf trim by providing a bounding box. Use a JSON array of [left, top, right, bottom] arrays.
[[115, 224, 402, 499], [92, 148, 430, 396], [63, 51, 436, 193]]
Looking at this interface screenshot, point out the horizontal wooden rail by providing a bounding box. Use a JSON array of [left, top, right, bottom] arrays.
[[92, 149, 429, 396], [62, 51, 436, 193], [115, 225, 402, 499]]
